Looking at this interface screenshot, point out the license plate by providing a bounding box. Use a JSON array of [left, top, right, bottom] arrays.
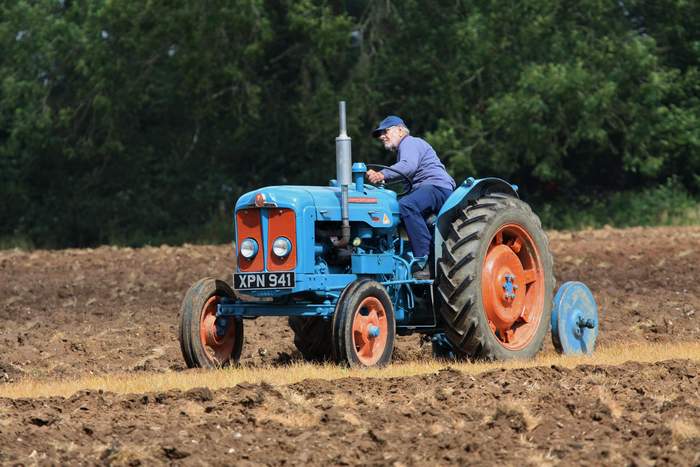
[[234, 272, 296, 290]]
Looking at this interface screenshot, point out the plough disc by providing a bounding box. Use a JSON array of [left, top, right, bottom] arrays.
[[551, 281, 598, 355]]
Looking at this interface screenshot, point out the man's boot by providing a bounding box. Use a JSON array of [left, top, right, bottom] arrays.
[[411, 256, 431, 280]]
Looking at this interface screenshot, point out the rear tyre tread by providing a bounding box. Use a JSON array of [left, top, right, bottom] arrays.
[[463, 202, 499, 212], [448, 252, 475, 277], [448, 273, 474, 301], [457, 214, 488, 231], [450, 231, 480, 252]]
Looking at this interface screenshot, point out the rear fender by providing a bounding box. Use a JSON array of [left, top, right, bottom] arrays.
[[435, 177, 519, 240]]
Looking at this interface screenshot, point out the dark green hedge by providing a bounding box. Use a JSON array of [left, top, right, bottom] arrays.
[[1, 0, 698, 247]]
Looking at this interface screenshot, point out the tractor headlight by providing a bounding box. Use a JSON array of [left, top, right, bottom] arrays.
[[239, 238, 258, 259], [272, 237, 292, 258]]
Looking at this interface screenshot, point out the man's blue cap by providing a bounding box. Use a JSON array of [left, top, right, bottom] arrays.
[[372, 115, 405, 137]]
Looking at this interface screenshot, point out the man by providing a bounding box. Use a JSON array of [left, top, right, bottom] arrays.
[[367, 115, 455, 279]]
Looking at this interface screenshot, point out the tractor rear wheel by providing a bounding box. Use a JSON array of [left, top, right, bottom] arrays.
[[332, 279, 395, 367], [436, 194, 554, 360], [179, 278, 244, 368], [288, 317, 333, 362]]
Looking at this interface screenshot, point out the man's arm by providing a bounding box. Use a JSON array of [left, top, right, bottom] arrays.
[[380, 138, 421, 181]]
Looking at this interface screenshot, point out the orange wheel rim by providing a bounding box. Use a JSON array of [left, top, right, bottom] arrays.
[[199, 295, 236, 364], [351, 297, 388, 366], [481, 223, 545, 350]]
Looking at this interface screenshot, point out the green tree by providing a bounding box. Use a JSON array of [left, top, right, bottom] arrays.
[[1, 0, 697, 247], [359, 0, 700, 197]]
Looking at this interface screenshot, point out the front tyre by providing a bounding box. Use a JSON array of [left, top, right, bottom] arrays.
[[178, 278, 244, 368], [332, 280, 396, 367], [436, 194, 554, 360]]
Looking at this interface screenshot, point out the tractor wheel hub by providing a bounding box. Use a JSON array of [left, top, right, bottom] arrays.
[[482, 244, 526, 330]]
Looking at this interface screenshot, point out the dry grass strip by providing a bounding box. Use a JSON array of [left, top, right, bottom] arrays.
[[1, 341, 699, 399]]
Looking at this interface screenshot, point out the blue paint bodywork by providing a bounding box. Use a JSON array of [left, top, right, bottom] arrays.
[[551, 281, 599, 354]]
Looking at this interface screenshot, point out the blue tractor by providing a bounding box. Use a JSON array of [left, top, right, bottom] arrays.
[[179, 102, 559, 368]]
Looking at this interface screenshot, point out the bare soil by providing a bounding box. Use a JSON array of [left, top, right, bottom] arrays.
[[0, 226, 699, 465]]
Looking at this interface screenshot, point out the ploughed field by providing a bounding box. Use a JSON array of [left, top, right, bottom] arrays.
[[0, 226, 699, 464]]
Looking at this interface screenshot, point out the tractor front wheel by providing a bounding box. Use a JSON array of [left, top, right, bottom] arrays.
[[178, 278, 244, 368], [332, 279, 395, 367], [436, 194, 554, 360]]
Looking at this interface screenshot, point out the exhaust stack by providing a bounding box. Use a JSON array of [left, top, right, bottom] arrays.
[[333, 101, 352, 247], [336, 101, 352, 186]]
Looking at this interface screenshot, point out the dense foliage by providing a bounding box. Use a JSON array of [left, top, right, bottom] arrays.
[[1, 0, 698, 247]]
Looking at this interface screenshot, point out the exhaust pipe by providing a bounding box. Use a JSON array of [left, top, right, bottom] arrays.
[[333, 101, 352, 247]]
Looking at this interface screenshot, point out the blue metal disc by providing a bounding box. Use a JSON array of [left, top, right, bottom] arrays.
[[551, 281, 598, 354]]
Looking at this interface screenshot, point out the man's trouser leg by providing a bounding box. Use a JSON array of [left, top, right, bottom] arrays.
[[398, 185, 452, 258]]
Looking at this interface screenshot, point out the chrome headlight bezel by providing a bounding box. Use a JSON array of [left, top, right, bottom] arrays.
[[272, 236, 292, 258], [239, 237, 259, 259]]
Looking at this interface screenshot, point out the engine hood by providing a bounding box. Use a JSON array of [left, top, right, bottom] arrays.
[[236, 186, 316, 212], [235, 184, 400, 228]]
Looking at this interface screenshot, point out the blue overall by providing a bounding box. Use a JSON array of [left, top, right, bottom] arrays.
[[380, 135, 456, 258], [399, 185, 453, 257]]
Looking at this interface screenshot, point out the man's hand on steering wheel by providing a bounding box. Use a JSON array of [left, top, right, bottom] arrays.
[[365, 164, 413, 196], [366, 169, 385, 184]]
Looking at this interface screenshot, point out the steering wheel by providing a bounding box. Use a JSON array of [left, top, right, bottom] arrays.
[[366, 164, 413, 196]]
